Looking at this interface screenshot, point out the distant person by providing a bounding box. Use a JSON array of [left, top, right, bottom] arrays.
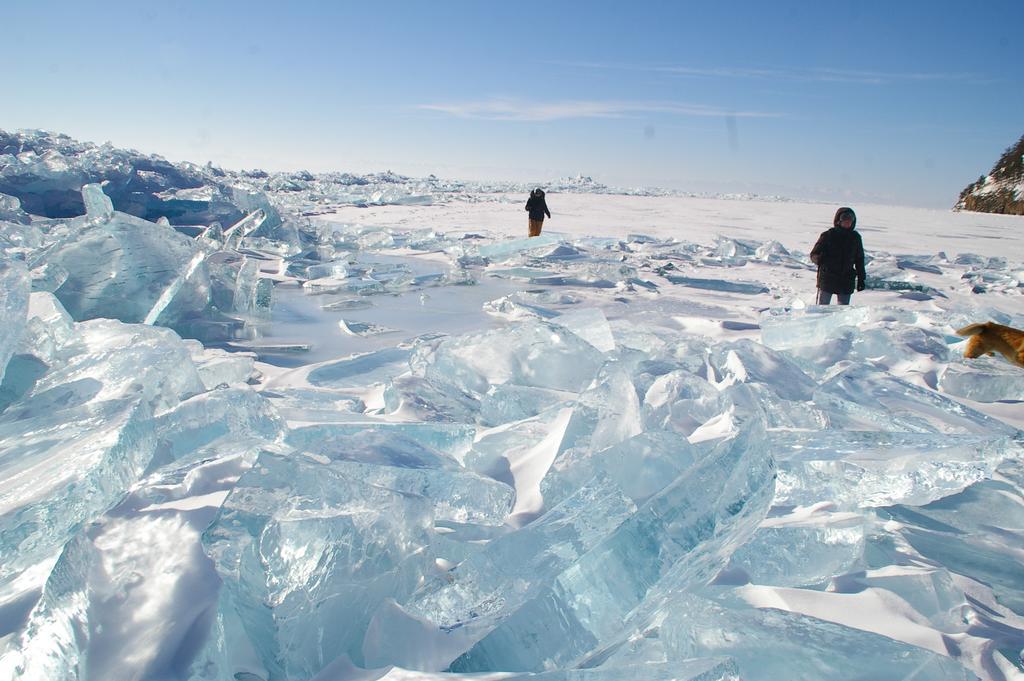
[[809, 206, 866, 305], [525, 188, 551, 237]]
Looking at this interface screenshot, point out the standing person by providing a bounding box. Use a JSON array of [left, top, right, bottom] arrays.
[[525, 188, 551, 237], [809, 206, 866, 305]]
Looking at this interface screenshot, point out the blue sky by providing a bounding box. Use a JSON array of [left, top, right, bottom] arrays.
[[5, 1, 1023, 208]]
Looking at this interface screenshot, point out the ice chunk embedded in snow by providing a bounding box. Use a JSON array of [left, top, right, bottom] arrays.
[[231, 256, 273, 318], [81, 182, 113, 220], [202, 450, 436, 676], [43, 186, 213, 328], [0, 259, 29, 384], [708, 339, 816, 400], [476, 233, 560, 261], [478, 383, 574, 427], [307, 347, 413, 388], [725, 505, 866, 587], [284, 425, 509, 526], [550, 307, 616, 353], [0, 317, 210, 587], [940, 362, 1024, 402], [814, 363, 1020, 435], [153, 387, 286, 464], [400, 473, 636, 637], [770, 430, 1018, 508], [286, 422, 476, 464], [542, 430, 700, 507], [0, 397, 156, 586], [760, 305, 870, 351], [445, 422, 775, 672], [587, 591, 976, 680], [423, 320, 605, 395], [641, 369, 723, 435]]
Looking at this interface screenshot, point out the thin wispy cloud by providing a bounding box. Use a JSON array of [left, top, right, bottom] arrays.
[[554, 60, 977, 85], [417, 98, 780, 122]]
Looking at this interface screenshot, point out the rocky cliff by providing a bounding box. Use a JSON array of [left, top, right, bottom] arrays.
[[955, 134, 1024, 215]]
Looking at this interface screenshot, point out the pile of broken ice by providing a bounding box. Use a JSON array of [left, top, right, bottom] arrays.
[[0, 130, 710, 227], [2, 134, 1024, 680]]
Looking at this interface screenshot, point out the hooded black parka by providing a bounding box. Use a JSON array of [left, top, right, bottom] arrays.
[[525, 189, 551, 221], [809, 207, 866, 295]]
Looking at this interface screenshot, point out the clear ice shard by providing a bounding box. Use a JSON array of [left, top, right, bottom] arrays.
[[813, 363, 1020, 435], [232, 256, 273, 318], [541, 430, 700, 507], [384, 373, 482, 422], [2, 498, 223, 681], [144, 248, 211, 326], [0, 192, 33, 224], [153, 387, 287, 464], [707, 339, 817, 400], [284, 424, 512, 526], [719, 382, 830, 431], [1, 292, 73, 411], [475, 233, 560, 260], [328, 459, 514, 526], [422, 320, 606, 394], [482, 294, 560, 322], [879, 458, 1024, 614], [492, 657, 742, 681], [0, 397, 155, 587], [0, 259, 30, 384], [0, 528, 99, 680], [770, 430, 1018, 508], [339, 318, 398, 337], [0, 217, 45, 260], [558, 366, 644, 456], [759, 305, 870, 351], [81, 182, 114, 220], [850, 324, 950, 364], [201, 450, 437, 678], [585, 591, 976, 681], [478, 383, 574, 427], [465, 404, 574, 479], [396, 474, 638, 656], [0, 317, 207, 587], [286, 422, 477, 464], [641, 369, 723, 435], [939, 362, 1024, 402], [304, 260, 350, 279], [30, 318, 204, 412], [384, 422, 774, 673], [549, 307, 616, 353], [664, 274, 768, 294], [714, 235, 758, 257], [307, 347, 414, 388], [182, 340, 257, 390], [262, 386, 365, 423], [222, 208, 268, 248], [725, 505, 866, 587], [42, 185, 212, 327], [758, 305, 957, 377]]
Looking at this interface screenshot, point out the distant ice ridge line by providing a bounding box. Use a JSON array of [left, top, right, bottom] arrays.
[[0, 129, 795, 221]]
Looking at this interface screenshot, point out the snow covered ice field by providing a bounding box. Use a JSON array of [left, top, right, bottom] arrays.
[[1, 150, 1024, 680]]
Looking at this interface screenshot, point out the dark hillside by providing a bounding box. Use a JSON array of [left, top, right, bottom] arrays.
[[955, 134, 1024, 215]]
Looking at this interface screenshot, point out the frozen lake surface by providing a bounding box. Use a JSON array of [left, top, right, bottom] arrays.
[[2, 174, 1024, 681]]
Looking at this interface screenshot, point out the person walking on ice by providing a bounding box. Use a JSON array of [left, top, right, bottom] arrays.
[[810, 206, 866, 305], [525, 188, 551, 237]]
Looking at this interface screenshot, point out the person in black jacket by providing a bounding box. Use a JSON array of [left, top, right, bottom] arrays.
[[809, 206, 866, 305], [525, 188, 551, 237]]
